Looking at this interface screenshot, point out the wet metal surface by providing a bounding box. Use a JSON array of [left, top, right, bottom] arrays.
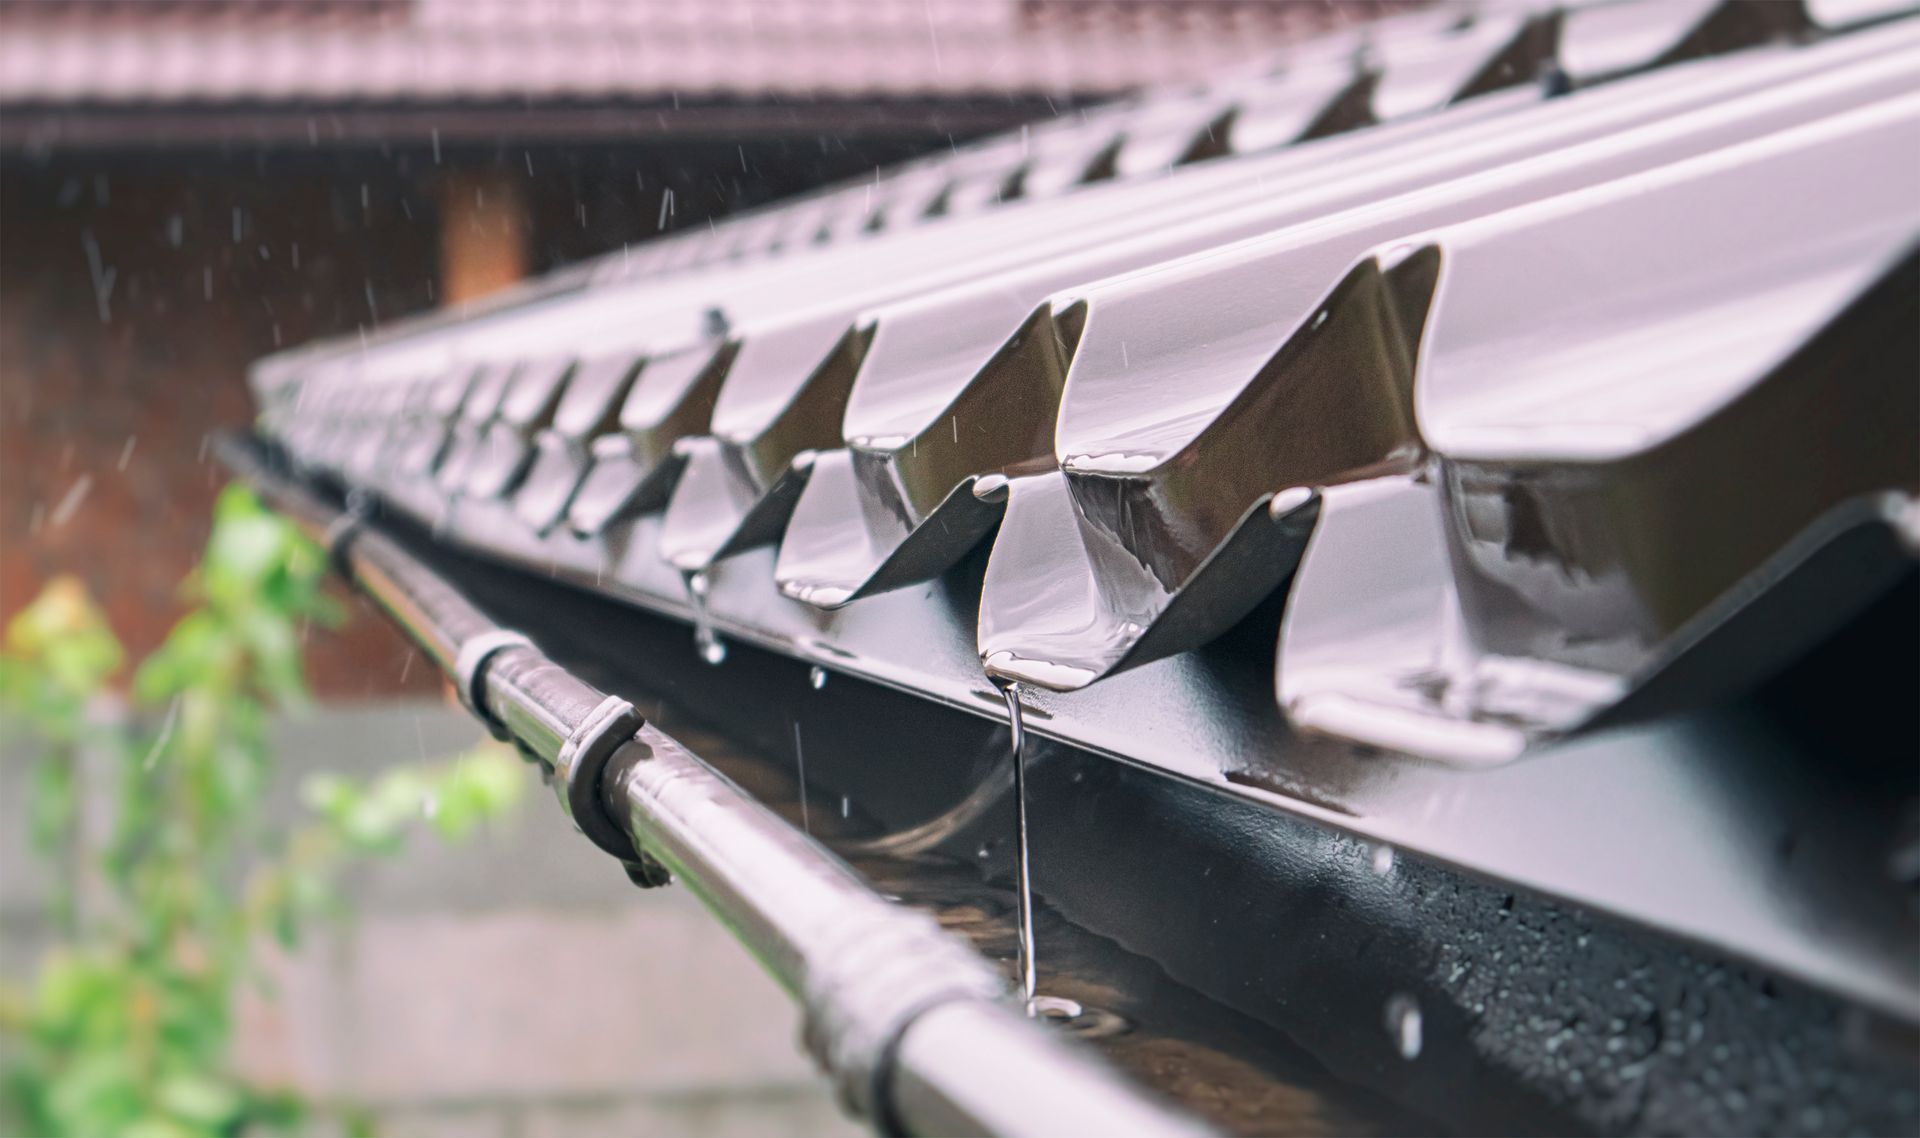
[[367, 527, 1918, 1136]]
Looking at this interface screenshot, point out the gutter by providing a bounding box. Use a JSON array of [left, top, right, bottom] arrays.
[[219, 434, 1209, 1138]]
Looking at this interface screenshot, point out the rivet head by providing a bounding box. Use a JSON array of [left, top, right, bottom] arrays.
[[972, 473, 1011, 504]]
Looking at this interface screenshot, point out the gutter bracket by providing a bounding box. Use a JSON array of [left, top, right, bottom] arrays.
[[453, 629, 535, 739], [553, 693, 647, 860]]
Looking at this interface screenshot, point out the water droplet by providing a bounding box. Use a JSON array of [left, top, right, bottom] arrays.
[[1370, 843, 1396, 876], [1269, 485, 1315, 521], [1029, 996, 1131, 1038], [809, 665, 828, 689], [682, 570, 725, 664], [1385, 993, 1423, 1059]]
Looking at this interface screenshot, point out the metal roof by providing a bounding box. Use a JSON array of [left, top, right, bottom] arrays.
[[252, 0, 1920, 1024]]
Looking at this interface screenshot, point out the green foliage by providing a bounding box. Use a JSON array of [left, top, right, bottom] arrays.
[[0, 485, 526, 1137]]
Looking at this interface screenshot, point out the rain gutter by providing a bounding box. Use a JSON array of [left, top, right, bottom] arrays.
[[217, 433, 1208, 1138]]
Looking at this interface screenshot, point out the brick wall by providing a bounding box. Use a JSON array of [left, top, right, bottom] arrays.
[[0, 157, 445, 697], [0, 138, 932, 699]]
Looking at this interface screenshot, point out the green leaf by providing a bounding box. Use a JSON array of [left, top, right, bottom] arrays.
[[156, 1073, 242, 1128], [4, 482, 528, 1138], [430, 746, 529, 840], [2, 576, 123, 697]]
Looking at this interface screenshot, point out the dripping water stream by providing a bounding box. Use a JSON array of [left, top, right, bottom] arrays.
[[994, 676, 1040, 1011]]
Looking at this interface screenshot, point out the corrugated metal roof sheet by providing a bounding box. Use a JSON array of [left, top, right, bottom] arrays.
[[253, 0, 1920, 1019]]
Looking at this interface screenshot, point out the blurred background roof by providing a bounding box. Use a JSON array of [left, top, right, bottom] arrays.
[[0, 0, 1403, 148]]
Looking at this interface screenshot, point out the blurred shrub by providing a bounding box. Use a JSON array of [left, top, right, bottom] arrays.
[[0, 485, 525, 1137]]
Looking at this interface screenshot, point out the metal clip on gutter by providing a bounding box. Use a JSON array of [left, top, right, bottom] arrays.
[[219, 435, 1208, 1138]]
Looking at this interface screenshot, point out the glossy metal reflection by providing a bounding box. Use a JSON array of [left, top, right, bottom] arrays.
[[775, 30, 1918, 632], [463, 355, 574, 500], [513, 350, 644, 534], [565, 341, 734, 537], [1279, 98, 1920, 762], [977, 47, 1918, 690]]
